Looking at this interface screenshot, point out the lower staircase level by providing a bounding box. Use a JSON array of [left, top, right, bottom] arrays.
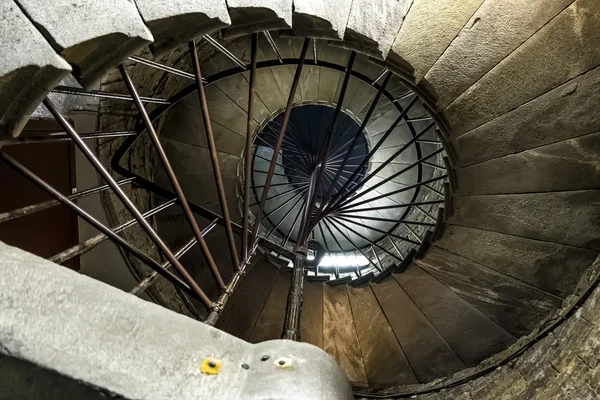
[[216, 252, 522, 388]]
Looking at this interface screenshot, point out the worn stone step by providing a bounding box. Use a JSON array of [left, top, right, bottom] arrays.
[[248, 267, 291, 343], [14, 0, 153, 88], [391, 0, 484, 81], [394, 265, 516, 366], [291, 0, 352, 39], [322, 284, 369, 387], [446, 0, 600, 136], [343, 0, 412, 59], [0, 1, 71, 137], [416, 246, 562, 337], [435, 225, 598, 297], [224, 0, 292, 38], [450, 191, 600, 250], [216, 254, 280, 340], [456, 64, 600, 166], [426, 0, 573, 108], [456, 131, 600, 195], [371, 277, 465, 382], [135, 0, 231, 55], [347, 285, 419, 387]]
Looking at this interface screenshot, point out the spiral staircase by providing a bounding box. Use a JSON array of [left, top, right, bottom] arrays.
[[1, 1, 600, 399]]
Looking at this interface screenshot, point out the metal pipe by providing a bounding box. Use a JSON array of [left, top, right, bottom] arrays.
[[249, 38, 310, 249], [0, 151, 195, 297], [283, 200, 305, 247], [263, 31, 283, 63], [299, 52, 356, 243], [343, 175, 448, 210], [189, 41, 240, 270], [337, 200, 444, 213], [202, 34, 246, 70], [128, 55, 200, 81], [332, 215, 420, 246], [242, 33, 258, 260], [0, 131, 136, 146], [131, 218, 219, 296], [205, 246, 259, 326], [330, 217, 403, 263], [296, 166, 320, 252], [389, 237, 405, 260], [118, 65, 225, 294], [332, 120, 435, 211], [282, 254, 305, 340], [310, 72, 391, 229], [51, 85, 170, 105], [319, 95, 420, 217], [51, 198, 177, 264], [335, 147, 444, 211], [267, 196, 305, 240], [0, 178, 134, 224]]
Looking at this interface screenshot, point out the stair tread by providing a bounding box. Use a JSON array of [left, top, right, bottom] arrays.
[[248, 268, 291, 343], [14, 0, 152, 87], [347, 285, 418, 387], [417, 246, 562, 337], [394, 266, 516, 367], [0, 2, 71, 137], [135, 0, 231, 55], [300, 279, 324, 348], [216, 255, 279, 340], [372, 278, 465, 383], [323, 285, 369, 387]]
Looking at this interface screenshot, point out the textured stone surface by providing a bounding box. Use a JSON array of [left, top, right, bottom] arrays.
[[300, 280, 323, 348], [344, 0, 412, 59], [135, 0, 231, 54], [292, 0, 354, 39], [0, 1, 70, 137], [456, 64, 600, 166], [372, 278, 465, 382], [347, 285, 418, 387], [323, 285, 369, 387], [426, 0, 573, 107], [417, 246, 561, 337], [435, 225, 598, 297], [0, 242, 353, 400], [446, 0, 600, 136], [391, 0, 484, 81], [14, 0, 153, 87], [248, 268, 291, 343], [395, 267, 515, 366], [450, 191, 600, 250], [224, 0, 292, 37], [457, 131, 600, 195]]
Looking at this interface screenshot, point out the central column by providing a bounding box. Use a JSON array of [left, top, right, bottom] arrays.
[[282, 166, 320, 340]]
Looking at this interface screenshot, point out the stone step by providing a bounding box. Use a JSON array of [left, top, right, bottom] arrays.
[[14, 0, 153, 88], [394, 265, 516, 366], [0, 1, 71, 137], [416, 246, 562, 337], [135, 0, 231, 55], [371, 276, 465, 382], [215, 253, 280, 340]]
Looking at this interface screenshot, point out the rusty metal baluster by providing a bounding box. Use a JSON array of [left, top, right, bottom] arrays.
[[189, 40, 240, 270], [118, 65, 225, 293], [242, 33, 258, 261], [43, 97, 214, 307], [249, 38, 310, 248]]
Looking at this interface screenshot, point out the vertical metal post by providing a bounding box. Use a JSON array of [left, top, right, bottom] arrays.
[[242, 33, 258, 260], [249, 38, 310, 249], [118, 65, 226, 291], [282, 253, 305, 340], [189, 40, 240, 270]]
